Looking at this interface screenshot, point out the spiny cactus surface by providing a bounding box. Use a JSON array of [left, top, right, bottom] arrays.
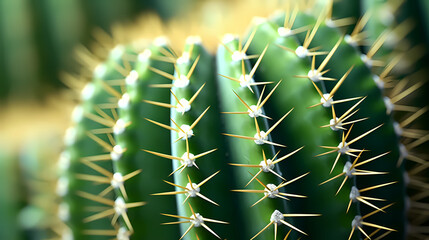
[[55, 1, 429, 240]]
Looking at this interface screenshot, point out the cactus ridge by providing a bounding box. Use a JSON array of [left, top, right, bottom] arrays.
[[56, 2, 429, 240]]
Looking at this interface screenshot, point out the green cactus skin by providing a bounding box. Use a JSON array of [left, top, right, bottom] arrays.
[[61, 47, 131, 240], [57, 2, 429, 240], [216, 36, 303, 239], [245, 17, 360, 239], [293, 12, 406, 238], [30, 0, 85, 90], [163, 38, 241, 240], [112, 43, 179, 239], [0, 144, 22, 240], [421, 0, 429, 47], [0, 0, 39, 100]]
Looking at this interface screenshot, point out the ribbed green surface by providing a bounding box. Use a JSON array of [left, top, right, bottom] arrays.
[[112, 44, 178, 239], [63, 47, 130, 239], [0, 144, 21, 240], [247, 18, 358, 239]]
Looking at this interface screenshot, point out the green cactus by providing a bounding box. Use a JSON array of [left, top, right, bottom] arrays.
[[53, 1, 429, 240], [0, 143, 21, 240]]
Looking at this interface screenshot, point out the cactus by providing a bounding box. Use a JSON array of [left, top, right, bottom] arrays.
[[52, 1, 429, 240], [0, 0, 199, 102], [0, 143, 21, 240]]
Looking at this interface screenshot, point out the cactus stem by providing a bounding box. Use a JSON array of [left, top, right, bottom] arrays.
[[83, 227, 130, 238], [349, 203, 396, 240], [144, 83, 207, 114], [346, 181, 397, 213], [152, 171, 220, 206], [221, 29, 257, 62], [76, 191, 145, 231], [233, 172, 309, 207], [366, 31, 390, 62], [251, 209, 320, 239], [318, 124, 383, 172], [321, 98, 367, 130]]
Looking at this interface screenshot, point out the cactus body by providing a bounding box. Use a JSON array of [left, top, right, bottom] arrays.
[[0, 144, 21, 240], [56, 1, 428, 240]]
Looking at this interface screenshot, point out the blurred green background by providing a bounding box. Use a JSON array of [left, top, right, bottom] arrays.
[[1, 0, 428, 103], [0, 0, 197, 103], [0, 0, 428, 239]]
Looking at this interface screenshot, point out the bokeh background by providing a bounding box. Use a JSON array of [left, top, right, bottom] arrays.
[[0, 0, 198, 102]]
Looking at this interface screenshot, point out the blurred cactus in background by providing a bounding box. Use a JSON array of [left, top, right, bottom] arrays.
[[0, 0, 429, 240], [0, 0, 194, 103]]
